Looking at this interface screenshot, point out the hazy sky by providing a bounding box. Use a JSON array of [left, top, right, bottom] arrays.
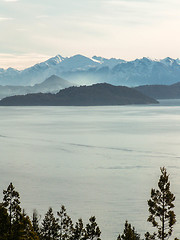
[[0, 0, 180, 69]]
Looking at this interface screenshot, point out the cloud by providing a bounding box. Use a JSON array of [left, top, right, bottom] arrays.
[[36, 15, 49, 19], [0, 0, 180, 62], [0, 17, 13, 21], [100, 0, 180, 27], [16, 28, 27, 32], [103, 0, 160, 3], [3, 0, 19, 2], [0, 53, 51, 70]]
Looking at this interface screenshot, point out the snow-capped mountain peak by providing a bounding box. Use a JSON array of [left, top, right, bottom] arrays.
[[92, 56, 126, 68], [44, 54, 65, 66], [160, 57, 178, 66], [0, 54, 180, 86]]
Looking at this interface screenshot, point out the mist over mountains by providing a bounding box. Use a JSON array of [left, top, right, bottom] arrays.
[[1, 54, 180, 87], [0, 75, 74, 100]]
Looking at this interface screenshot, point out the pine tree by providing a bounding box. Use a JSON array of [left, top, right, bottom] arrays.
[[2, 182, 21, 235], [12, 210, 39, 240], [117, 221, 140, 240], [83, 216, 101, 240], [71, 218, 85, 240], [32, 209, 40, 236], [41, 207, 59, 240], [147, 167, 176, 240], [57, 205, 73, 240], [0, 204, 10, 240], [144, 231, 156, 240]]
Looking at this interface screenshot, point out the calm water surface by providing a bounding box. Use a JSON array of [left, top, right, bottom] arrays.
[[0, 100, 180, 239]]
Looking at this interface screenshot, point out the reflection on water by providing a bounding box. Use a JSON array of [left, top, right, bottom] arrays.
[[0, 100, 180, 239]]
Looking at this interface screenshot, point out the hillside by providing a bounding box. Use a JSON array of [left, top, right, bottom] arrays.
[[0, 83, 158, 106], [135, 82, 180, 99], [0, 75, 74, 99]]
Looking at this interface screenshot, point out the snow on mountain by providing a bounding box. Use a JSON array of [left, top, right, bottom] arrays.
[[108, 57, 180, 86], [160, 57, 179, 66], [45, 54, 65, 65], [92, 56, 126, 68], [0, 54, 180, 86], [176, 58, 180, 65], [58, 54, 99, 71]]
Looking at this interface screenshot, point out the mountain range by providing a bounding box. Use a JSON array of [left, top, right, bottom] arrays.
[[1, 55, 180, 87], [0, 83, 158, 106]]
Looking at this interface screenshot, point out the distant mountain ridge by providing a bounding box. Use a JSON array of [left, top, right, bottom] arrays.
[[0, 75, 74, 100], [135, 82, 180, 99], [0, 83, 158, 106], [0, 54, 180, 86]]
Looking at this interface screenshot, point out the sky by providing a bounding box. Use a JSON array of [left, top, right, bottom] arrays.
[[0, 0, 180, 69]]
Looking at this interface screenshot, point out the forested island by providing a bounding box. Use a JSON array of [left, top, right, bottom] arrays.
[[0, 168, 178, 240], [0, 83, 158, 106]]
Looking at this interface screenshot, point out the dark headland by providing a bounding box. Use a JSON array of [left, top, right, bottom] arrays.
[[135, 82, 180, 99], [0, 83, 158, 106]]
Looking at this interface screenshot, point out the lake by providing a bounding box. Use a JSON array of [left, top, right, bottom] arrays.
[[0, 100, 180, 239]]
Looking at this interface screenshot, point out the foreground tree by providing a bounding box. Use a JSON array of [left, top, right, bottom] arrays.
[[83, 216, 101, 240], [2, 183, 39, 240], [41, 207, 59, 240], [146, 167, 176, 240], [71, 218, 85, 240], [0, 205, 10, 240], [57, 205, 73, 240], [144, 231, 156, 240], [117, 221, 140, 240], [2, 182, 21, 235], [32, 209, 41, 237], [12, 210, 39, 240]]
